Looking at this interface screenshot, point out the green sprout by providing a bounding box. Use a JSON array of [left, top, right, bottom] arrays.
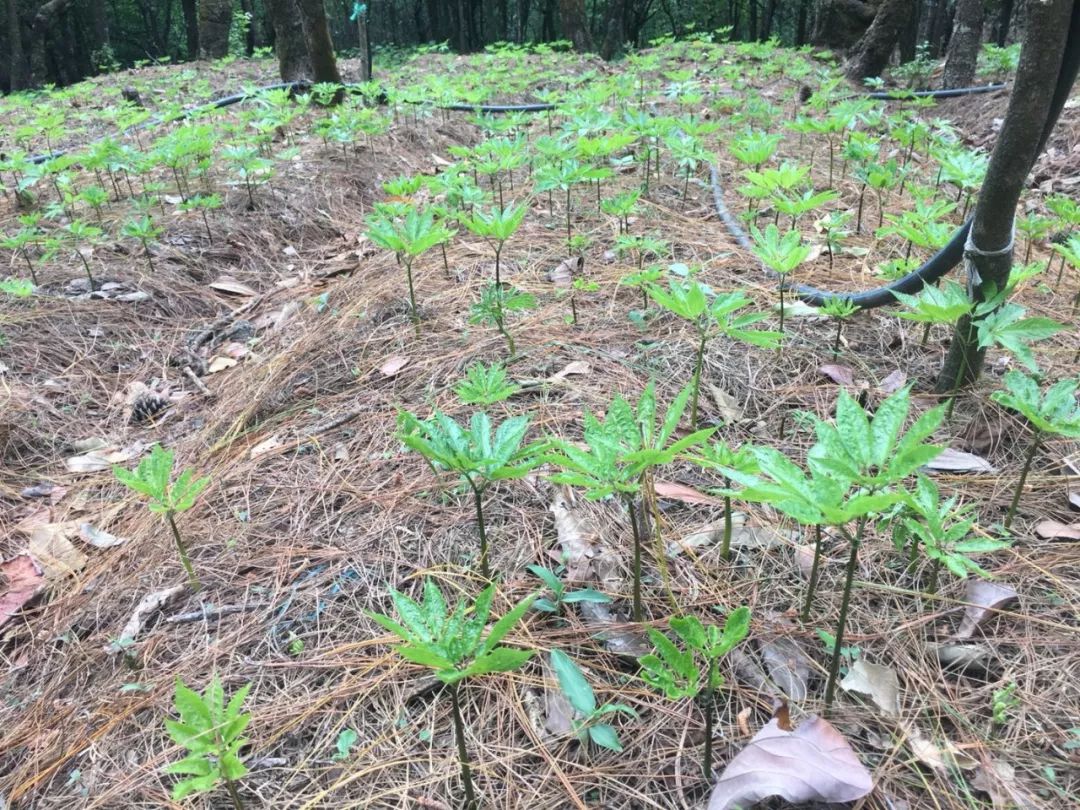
[[639, 606, 750, 777], [121, 215, 164, 273], [164, 675, 251, 809], [750, 224, 811, 334], [399, 411, 544, 578], [366, 581, 535, 810], [550, 649, 637, 751], [462, 203, 527, 287], [528, 564, 610, 614], [991, 371, 1080, 530], [454, 361, 520, 406], [366, 206, 455, 325], [819, 297, 860, 355], [468, 283, 535, 357], [113, 444, 210, 591]]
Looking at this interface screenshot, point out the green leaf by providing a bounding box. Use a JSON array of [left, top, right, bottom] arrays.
[[587, 723, 623, 752], [551, 649, 597, 715], [464, 647, 534, 677], [480, 592, 536, 654], [163, 755, 213, 777]]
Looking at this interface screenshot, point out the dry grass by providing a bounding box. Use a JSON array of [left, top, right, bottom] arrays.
[[2, 50, 1080, 810]]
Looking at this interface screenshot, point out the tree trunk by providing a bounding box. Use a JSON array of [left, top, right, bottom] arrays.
[[926, 0, 949, 56], [295, 0, 342, 82], [6, 0, 27, 90], [943, 0, 983, 87], [994, 0, 1014, 45], [600, 0, 625, 59], [559, 0, 594, 51], [357, 15, 371, 80], [812, 0, 878, 51], [845, 0, 913, 80], [199, 0, 233, 58], [181, 0, 199, 57], [265, 0, 313, 80], [518, 0, 531, 40], [936, 0, 1075, 393]]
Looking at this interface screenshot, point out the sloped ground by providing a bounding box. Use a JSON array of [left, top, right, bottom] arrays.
[[2, 45, 1079, 809]]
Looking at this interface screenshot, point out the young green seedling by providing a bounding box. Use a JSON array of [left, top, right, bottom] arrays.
[[398, 411, 544, 578], [550, 648, 637, 751], [468, 283, 535, 357], [991, 371, 1080, 530], [749, 224, 810, 334], [892, 280, 972, 349], [454, 361, 520, 406], [545, 383, 714, 621], [164, 674, 251, 809], [728, 387, 945, 706], [461, 203, 527, 287], [366, 206, 455, 325], [819, 297, 860, 355], [64, 220, 103, 288], [366, 581, 535, 809], [528, 564, 610, 614], [647, 279, 781, 428], [974, 300, 1064, 375], [121, 215, 164, 272], [688, 440, 759, 562], [639, 606, 750, 778], [900, 474, 1009, 592], [113, 444, 210, 591], [178, 193, 223, 244]]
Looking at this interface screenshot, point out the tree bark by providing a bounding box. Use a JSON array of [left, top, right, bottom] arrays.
[[936, 0, 1074, 392], [265, 0, 313, 80], [559, 0, 594, 51], [295, 0, 342, 83], [181, 0, 199, 58], [6, 0, 26, 90], [845, 0, 913, 81], [994, 0, 1014, 45], [812, 0, 878, 51], [199, 0, 233, 58], [600, 0, 625, 59], [943, 0, 983, 87]]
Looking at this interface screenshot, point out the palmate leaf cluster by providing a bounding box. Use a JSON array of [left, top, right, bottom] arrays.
[[901, 475, 1009, 579], [399, 410, 544, 492], [991, 370, 1080, 437], [639, 606, 750, 700], [724, 388, 946, 525], [365, 206, 454, 259], [454, 361, 520, 406], [113, 443, 210, 515], [164, 675, 251, 801], [366, 580, 535, 685], [646, 280, 783, 349], [544, 382, 713, 500]]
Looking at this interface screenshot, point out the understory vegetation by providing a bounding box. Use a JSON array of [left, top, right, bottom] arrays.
[[1, 36, 1079, 810]]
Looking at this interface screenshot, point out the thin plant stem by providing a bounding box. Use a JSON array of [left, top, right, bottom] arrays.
[[824, 518, 866, 708], [224, 779, 245, 810], [1004, 430, 1041, 531], [721, 492, 733, 562], [448, 684, 478, 810], [690, 330, 707, 429], [165, 511, 201, 591], [832, 320, 843, 355], [625, 493, 644, 622], [801, 524, 824, 622], [702, 659, 716, 779], [471, 484, 491, 580]]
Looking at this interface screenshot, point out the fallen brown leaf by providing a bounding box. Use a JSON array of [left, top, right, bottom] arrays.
[[548, 360, 591, 382], [209, 277, 257, 296], [708, 715, 873, 810], [653, 480, 720, 505], [878, 369, 907, 394], [758, 636, 812, 702], [206, 356, 238, 374], [106, 585, 186, 653], [907, 727, 978, 772], [1034, 520, 1080, 540], [28, 524, 87, 579], [819, 364, 855, 386], [378, 355, 411, 377], [1, 555, 46, 628], [840, 659, 900, 717], [78, 522, 129, 549], [952, 579, 1019, 640], [925, 447, 996, 473]]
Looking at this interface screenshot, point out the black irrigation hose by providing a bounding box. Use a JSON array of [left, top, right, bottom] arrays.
[[865, 83, 1006, 99]]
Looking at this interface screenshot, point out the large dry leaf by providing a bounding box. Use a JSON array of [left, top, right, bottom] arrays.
[[28, 524, 87, 579], [206, 356, 238, 374], [209, 277, 257, 296], [840, 659, 900, 717], [378, 355, 411, 377], [708, 715, 873, 810], [548, 360, 590, 382], [708, 384, 743, 424], [758, 636, 812, 702], [878, 369, 907, 394], [653, 480, 721, 505], [1, 555, 45, 628], [1034, 520, 1080, 540], [972, 759, 1039, 809], [952, 579, 1019, 640], [925, 448, 996, 473], [907, 728, 977, 772], [819, 364, 855, 386], [550, 493, 610, 583], [106, 585, 186, 653], [249, 434, 283, 460], [65, 442, 144, 474]]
